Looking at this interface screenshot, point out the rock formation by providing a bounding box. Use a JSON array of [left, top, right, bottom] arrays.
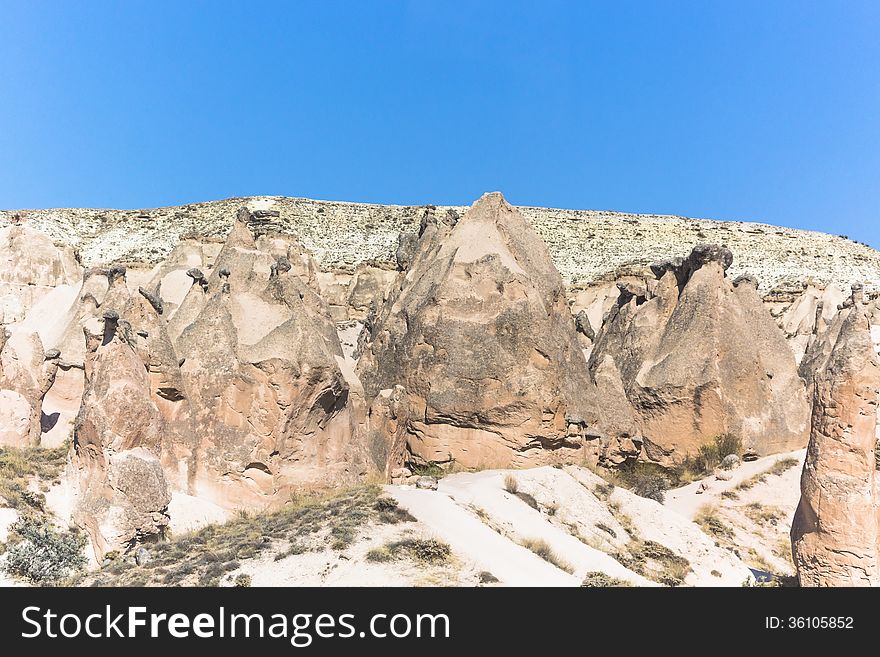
[[791, 293, 880, 586], [168, 208, 373, 507], [0, 224, 81, 325], [357, 193, 619, 471], [72, 310, 172, 560], [588, 244, 810, 463], [0, 328, 59, 446]]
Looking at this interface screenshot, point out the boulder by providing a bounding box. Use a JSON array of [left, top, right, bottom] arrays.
[[791, 299, 880, 586]]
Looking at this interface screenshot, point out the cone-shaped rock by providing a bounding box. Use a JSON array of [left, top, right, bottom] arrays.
[[170, 208, 372, 507], [589, 245, 810, 463], [357, 192, 606, 470], [72, 311, 171, 560]]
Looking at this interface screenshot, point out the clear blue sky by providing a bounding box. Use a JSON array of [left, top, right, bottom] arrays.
[[1, 1, 877, 245]]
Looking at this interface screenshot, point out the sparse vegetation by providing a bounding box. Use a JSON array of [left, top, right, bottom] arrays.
[[743, 503, 786, 525], [694, 505, 735, 540], [581, 571, 632, 587], [84, 485, 391, 586], [734, 457, 799, 493], [374, 496, 416, 524], [366, 546, 393, 562], [595, 522, 617, 538], [617, 540, 691, 586], [768, 457, 799, 476], [503, 474, 518, 494], [384, 538, 451, 564], [233, 573, 251, 587], [3, 515, 86, 584], [681, 434, 743, 476], [592, 481, 615, 500], [520, 537, 574, 574], [0, 443, 69, 511]]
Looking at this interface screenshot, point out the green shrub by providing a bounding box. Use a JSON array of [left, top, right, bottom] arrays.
[[387, 538, 451, 564], [3, 516, 86, 584], [581, 571, 632, 587], [686, 434, 743, 475], [617, 462, 671, 503]]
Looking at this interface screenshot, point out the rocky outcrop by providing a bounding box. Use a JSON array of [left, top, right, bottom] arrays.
[[0, 329, 59, 446], [0, 224, 81, 325], [72, 311, 172, 560], [357, 193, 617, 471], [588, 244, 810, 463], [168, 209, 373, 507], [791, 297, 880, 586]]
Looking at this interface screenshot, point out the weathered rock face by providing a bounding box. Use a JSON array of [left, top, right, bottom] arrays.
[[0, 224, 81, 325], [775, 283, 845, 363], [791, 299, 880, 586], [0, 329, 59, 446], [72, 312, 172, 560], [589, 244, 810, 463], [357, 192, 612, 471], [168, 209, 373, 507]]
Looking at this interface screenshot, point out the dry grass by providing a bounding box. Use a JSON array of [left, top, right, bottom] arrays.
[[694, 505, 735, 541], [503, 474, 518, 494], [0, 443, 69, 512], [743, 503, 786, 525], [735, 457, 800, 492], [85, 485, 404, 587], [520, 537, 575, 574]]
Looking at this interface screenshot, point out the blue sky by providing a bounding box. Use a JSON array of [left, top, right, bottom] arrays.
[[1, 1, 878, 245]]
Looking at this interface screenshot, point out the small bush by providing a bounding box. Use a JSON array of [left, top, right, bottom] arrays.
[[521, 537, 574, 574], [581, 571, 632, 587], [3, 516, 86, 584], [234, 573, 251, 587], [503, 474, 518, 494], [617, 462, 670, 503], [683, 434, 743, 476], [617, 540, 691, 586], [366, 546, 393, 562], [593, 482, 615, 500], [387, 538, 451, 565], [514, 491, 539, 510]]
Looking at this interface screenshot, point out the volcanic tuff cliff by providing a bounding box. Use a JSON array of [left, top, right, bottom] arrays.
[[3, 196, 880, 295]]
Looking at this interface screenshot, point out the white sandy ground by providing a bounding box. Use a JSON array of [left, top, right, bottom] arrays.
[[167, 494, 231, 535], [664, 449, 806, 576], [1, 452, 804, 587], [230, 521, 483, 587]]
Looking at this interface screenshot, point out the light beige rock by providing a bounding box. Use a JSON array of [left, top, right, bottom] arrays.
[[72, 312, 172, 560], [0, 329, 59, 446], [358, 193, 616, 471], [589, 245, 810, 464], [169, 208, 374, 508], [791, 299, 880, 586]]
